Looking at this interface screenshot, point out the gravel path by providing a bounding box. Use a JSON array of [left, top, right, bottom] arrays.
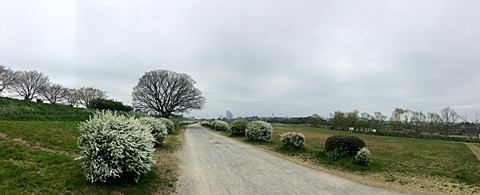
[[176, 124, 402, 195]]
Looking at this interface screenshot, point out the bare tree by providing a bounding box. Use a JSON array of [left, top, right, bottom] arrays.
[[78, 87, 107, 108], [10, 70, 49, 100], [441, 107, 459, 139], [39, 82, 68, 104], [426, 112, 442, 138], [65, 88, 80, 107], [0, 65, 17, 94], [132, 69, 205, 118]]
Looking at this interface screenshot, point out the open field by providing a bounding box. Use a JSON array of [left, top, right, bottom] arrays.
[[215, 124, 480, 194], [0, 120, 184, 194]]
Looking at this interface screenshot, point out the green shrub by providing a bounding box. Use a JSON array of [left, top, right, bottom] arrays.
[[214, 120, 228, 131], [280, 132, 305, 149], [158, 118, 174, 133], [245, 121, 272, 142], [200, 121, 210, 127], [231, 119, 249, 135], [355, 147, 372, 166], [325, 149, 347, 161], [77, 111, 155, 182], [138, 117, 168, 146], [325, 135, 366, 156]]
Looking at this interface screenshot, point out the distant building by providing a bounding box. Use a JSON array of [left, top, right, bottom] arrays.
[[226, 111, 233, 120]]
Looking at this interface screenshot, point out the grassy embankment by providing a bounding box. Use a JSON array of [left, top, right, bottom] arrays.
[[0, 97, 184, 194], [213, 123, 480, 194]]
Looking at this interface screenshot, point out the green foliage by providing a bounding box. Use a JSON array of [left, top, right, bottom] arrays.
[[324, 135, 366, 156], [355, 147, 372, 166], [230, 119, 249, 135], [77, 111, 155, 182], [325, 149, 347, 161], [89, 98, 133, 112], [280, 132, 305, 149], [245, 121, 273, 142]]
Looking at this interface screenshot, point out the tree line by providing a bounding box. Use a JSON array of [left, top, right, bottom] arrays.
[[1, 66, 205, 116], [0, 65, 132, 111]]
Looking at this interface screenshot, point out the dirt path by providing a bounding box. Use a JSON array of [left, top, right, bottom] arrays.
[[466, 143, 480, 161], [176, 124, 402, 195]]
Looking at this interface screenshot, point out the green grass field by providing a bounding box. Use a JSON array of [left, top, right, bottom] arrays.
[[0, 97, 185, 194]]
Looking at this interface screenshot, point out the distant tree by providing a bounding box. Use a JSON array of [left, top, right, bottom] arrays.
[[132, 69, 205, 118], [356, 112, 374, 132], [390, 108, 408, 134], [39, 82, 68, 104], [0, 65, 16, 94], [426, 112, 442, 137], [346, 110, 359, 129], [441, 107, 459, 139], [373, 111, 387, 129], [66, 88, 80, 107], [410, 111, 426, 137], [10, 70, 49, 100], [307, 114, 324, 127], [89, 98, 133, 112], [330, 111, 346, 130], [78, 87, 107, 108]]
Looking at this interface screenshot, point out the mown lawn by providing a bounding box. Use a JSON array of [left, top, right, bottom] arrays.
[[0, 120, 184, 194]]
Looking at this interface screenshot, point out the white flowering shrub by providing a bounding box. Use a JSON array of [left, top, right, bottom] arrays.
[[214, 120, 228, 131], [245, 121, 273, 142], [355, 147, 373, 166], [138, 117, 168, 146], [230, 119, 249, 136], [77, 111, 155, 183], [179, 120, 196, 126], [280, 132, 305, 149], [158, 118, 175, 134], [200, 121, 211, 127]]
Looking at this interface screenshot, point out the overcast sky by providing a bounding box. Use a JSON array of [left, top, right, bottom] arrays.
[[1, 0, 479, 119]]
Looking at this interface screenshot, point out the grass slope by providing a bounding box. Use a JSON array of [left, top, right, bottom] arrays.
[[0, 97, 92, 121]]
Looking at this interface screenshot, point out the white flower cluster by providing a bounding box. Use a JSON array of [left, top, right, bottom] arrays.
[[245, 121, 273, 142], [230, 119, 249, 135], [213, 120, 228, 131], [200, 120, 210, 126], [355, 147, 373, 166], [280, 132, 305, 149], [158, 118, 175, 133], [138, 117, 168, 146], [179, 120, 196, 126], [77, 111, 156, 183]]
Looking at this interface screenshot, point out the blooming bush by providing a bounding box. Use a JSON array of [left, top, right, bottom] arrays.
[[325, 135, 366, 156], [280, 132, 305, 149], [245, 121, 272, 142], [158, 118, 175, 134], [138, 117, 168, 146], [77, 111, 155, 182], [200, 121, 211, 127], [230, 119, 249, 136], [214, 120, 228, 131], [355, 147, 373, 166], [179, 120, 196, 126]]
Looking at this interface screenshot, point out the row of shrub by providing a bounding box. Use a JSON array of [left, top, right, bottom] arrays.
[[77, 111, 175, 183], [202, 119, 372, 166]]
